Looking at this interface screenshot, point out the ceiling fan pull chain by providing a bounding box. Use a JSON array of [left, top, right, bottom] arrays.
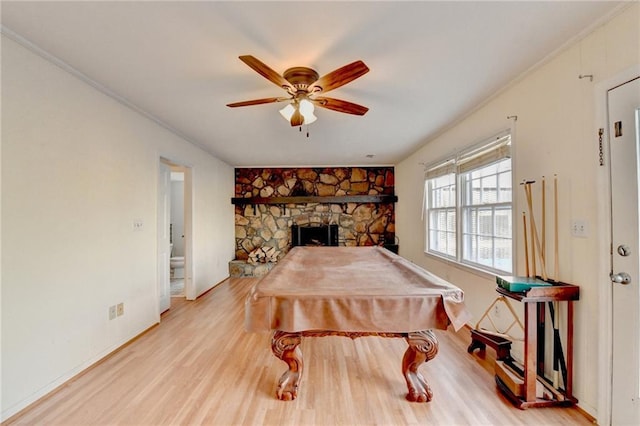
[[296, 125, 310, 137]]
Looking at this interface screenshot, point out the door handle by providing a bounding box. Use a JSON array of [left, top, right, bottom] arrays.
[[610, 272, 632, 285]]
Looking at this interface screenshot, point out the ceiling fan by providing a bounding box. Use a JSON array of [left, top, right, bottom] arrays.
[[227, 55, 370, 127]]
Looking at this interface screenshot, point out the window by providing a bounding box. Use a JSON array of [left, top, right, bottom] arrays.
[[424, 133, 512, 274], [427, 172, 456, 258]]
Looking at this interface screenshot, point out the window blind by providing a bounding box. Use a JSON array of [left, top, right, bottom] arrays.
[[424, 158, 456, 179], [457, 134, 511, 173], [424, 132, 511, 178]]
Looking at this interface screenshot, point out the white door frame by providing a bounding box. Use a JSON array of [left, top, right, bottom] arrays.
[[182, 166, 195, 300], [158, 158, 195, 312], [595, 65, 640, 426]]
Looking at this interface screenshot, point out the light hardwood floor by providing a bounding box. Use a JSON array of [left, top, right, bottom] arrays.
[[5, 278, 594, 425]]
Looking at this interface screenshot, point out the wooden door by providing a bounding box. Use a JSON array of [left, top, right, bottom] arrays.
[[157, 161, 171, 314]]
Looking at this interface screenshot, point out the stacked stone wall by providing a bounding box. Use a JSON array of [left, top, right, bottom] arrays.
[[234, 167, 395, 261]]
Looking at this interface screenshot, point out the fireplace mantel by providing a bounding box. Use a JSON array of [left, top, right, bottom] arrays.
[[231, 195, 398, 205]]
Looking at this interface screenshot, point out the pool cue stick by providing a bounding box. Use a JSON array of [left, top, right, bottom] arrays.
[[552, 174, 561, 389], [529, 183, 537, 278], [523, 212, 530, 277], [548, 302, 567, 388], [554, 175, 559, 280], [522, 181, 537, 278], [547, 174, 558, 388], [552, 302, 560, 388], [528, 179, 557, 391], [523, 181, 548, 280], [541, 176, 546, 262], [524, 181, 536, 277]]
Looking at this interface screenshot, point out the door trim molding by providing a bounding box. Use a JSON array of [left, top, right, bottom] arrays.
[[595, 65, 640, 426], [158, 157, 195, 304], [182, 167, 194, 300]]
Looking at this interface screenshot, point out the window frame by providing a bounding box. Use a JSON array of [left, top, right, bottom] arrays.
[[424, 132, 514, 275]]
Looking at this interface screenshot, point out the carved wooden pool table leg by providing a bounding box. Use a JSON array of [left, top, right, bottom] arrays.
[[403, 330, 439, 402], [271, 331, 303, 401]]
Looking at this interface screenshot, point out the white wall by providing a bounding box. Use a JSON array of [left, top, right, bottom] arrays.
[[1, 35, 235, 420], [396, 3, 639, 419]]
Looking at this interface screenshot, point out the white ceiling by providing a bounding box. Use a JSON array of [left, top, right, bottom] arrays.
[[1, 1, 623, 167]]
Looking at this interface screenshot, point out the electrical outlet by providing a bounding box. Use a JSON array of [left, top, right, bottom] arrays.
[[493, 305, 500, 318], [133, 219, 143, 231], [571, 220, 588, 238], [117, 303, 124, 317], [109, 305, 116, 320]]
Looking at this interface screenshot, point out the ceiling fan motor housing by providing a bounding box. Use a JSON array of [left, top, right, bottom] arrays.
[[283, 67, 320, 92]]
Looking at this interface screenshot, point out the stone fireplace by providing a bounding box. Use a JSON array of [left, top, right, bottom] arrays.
[[229, 166, 397, 277]]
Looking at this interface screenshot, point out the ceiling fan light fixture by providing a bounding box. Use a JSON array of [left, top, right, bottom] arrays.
[[299, 98, 317, 124], [279, 103, 295, 121], [299, 98, 314, 115], [298, 96, 318, 124], [303, 112, 317, 125], [279, 99, 317, 126]]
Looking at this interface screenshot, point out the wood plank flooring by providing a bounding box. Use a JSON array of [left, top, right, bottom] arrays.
[[5, 278, 594, 425]]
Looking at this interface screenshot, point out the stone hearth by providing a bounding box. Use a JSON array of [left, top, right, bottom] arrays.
[[228, 259, 276, 278]]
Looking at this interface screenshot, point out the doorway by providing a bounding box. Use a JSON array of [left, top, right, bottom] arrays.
[[608, 76, 640, 425], [158, 158, 193, 315], [169, 168, 186, 298]]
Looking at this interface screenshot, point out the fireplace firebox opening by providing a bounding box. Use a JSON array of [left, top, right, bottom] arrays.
[[291, 224, 339, 247]]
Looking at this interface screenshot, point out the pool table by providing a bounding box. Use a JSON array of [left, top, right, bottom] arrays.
[[245, 246, 471, 402]]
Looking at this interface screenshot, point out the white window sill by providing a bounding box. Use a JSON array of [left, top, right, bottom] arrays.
[[422, 251, 504, 282]]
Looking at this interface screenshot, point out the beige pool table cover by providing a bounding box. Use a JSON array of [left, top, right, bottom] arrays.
[[245, 246, 471, 333]]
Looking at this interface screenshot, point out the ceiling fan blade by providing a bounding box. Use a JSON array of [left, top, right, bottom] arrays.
[[308, 60, 369, 94], [313, 97, 369, 116], [238, 55, 295, 92], [226, 97, 289, 107]]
